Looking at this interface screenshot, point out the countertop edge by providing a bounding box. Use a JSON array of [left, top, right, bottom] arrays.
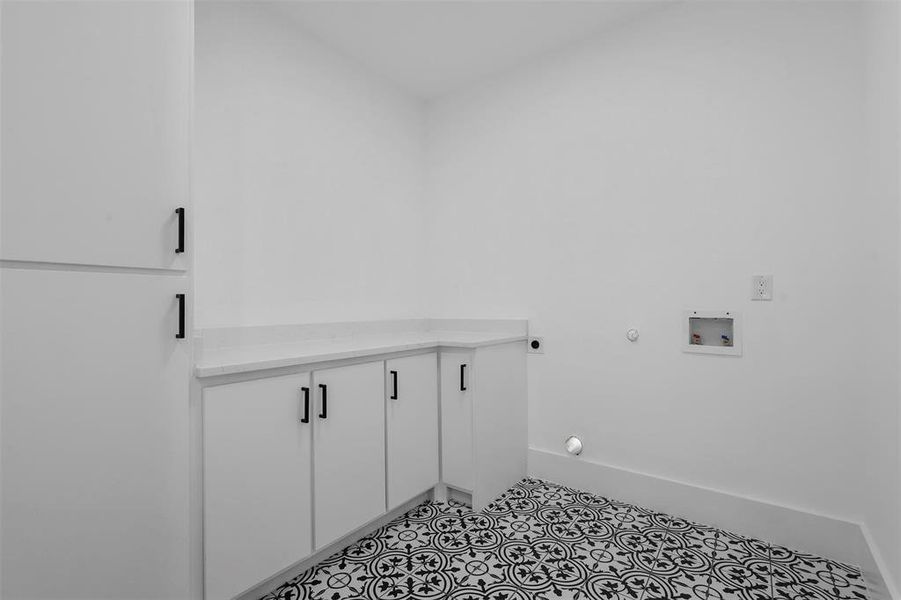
[[194, 335, 527, 379]]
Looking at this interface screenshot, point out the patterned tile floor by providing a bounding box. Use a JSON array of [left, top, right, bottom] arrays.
[[262, 478, 868, 600]]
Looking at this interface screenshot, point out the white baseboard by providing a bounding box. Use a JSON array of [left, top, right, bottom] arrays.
[[860, 522, 901, 600], [528, 447, 896, 600]]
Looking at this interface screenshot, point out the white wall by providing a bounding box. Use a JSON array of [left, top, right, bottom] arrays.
[[195, 0, 900, 588], [195, 2, 426, 329], [862, 0, 901, 592], [426, 1, 899, 587]]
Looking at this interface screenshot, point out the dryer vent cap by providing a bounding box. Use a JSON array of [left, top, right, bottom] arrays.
[[564, 436, 583, 456]]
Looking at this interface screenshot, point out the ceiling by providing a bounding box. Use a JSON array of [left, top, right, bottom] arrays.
[[269, 1, 673, 99]]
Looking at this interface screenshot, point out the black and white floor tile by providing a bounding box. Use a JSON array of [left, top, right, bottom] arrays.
[[261, 478, 868, 600]]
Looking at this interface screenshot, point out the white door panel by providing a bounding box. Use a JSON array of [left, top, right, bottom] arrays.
[[440, 352, 474, 492], [1, 1, 191, 269], [0, 268, 191, 599], [313, 362, 385, 549], [386, 353, 439, 509], [203, 374, 313, 600]]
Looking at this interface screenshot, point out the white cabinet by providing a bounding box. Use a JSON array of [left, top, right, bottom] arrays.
[[203, 374, 313, 600], [0, 268, 191, 600], [440, 351, 474, 492], [201, 361, 386, 598], [1, 3, 194, 599], [440, 343, 528, 510], [386, 353, 439, 510], [313, 362, 386, 549], [198, 341, 524, 597], [1, 0, 191, 269]]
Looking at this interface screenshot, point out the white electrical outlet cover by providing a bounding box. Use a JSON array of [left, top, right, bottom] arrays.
[[528, 337, 544, 354], [751, 275, 773, 301]]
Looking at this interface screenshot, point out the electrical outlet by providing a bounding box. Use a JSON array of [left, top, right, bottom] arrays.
[[528, 337, 544, 354], [751, 275, 773, 301]]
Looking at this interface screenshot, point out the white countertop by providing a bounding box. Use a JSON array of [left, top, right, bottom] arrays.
[[194, 320, 528, 378]]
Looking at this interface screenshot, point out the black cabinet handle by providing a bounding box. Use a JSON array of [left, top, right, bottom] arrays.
[[300, 387, 310, 423], [175, 293, 185, 339], [318, 384, 328, 419], [175, 207, 185, 254], [390, 370, 398, 400], [460, 363, 467, 391]]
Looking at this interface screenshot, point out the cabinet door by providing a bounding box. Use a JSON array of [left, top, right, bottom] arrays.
[[203, 374, 313, 600], [440, 352, 474, 492], [1, 1, 191, 269], [386, 353, 439, 510], [0, 268, 191, 600], [313, 362, 385, 549]]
